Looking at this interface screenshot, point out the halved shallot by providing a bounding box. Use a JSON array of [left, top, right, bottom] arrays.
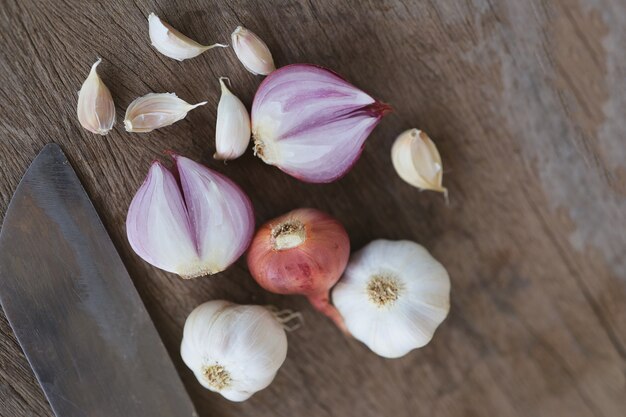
[[251, 64, 391, 183], [126, 153, 254, 278]]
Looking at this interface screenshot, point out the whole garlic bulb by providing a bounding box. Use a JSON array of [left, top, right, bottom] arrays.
[[332, 240, 450, 358], [181, 300, 288, 402]]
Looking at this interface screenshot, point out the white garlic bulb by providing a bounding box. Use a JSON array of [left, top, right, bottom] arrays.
[[391, 129, 447, 196], [332, 240, 450, 358], [214, 77, 251, 160], [181, 300, 288, 402]]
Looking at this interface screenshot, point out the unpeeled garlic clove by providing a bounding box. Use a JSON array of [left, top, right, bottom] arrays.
[[124, 93, 206, 133], [148, 13, 227, 61], [391, 129, 447, 196], [231, 26, 275, 75], [214, 77, 251, 161], [77, 58, 115, 135]]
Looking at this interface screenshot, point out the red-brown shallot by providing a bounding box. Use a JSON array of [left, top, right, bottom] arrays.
[[247, 208, 350, 331]]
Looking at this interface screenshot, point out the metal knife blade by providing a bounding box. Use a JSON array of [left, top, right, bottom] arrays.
[[0, 144, 198, 417]]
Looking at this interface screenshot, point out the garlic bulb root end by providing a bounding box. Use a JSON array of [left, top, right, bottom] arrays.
[[367, 273, 403, 307], [202, 364, 232, 390]]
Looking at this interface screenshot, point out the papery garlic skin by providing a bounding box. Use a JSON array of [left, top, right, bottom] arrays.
[[231, 26, 275, 75], [391, 129, 447, 195], [126, 153, 254, 278], [148, 13, 227, 61], [124, 93, 206, 132], [181, 300, 288, 402], [77, 58, 115, 135], [214, 78, 251, 160], [332, 240, 450, 358], [251, 64, 390, 183]]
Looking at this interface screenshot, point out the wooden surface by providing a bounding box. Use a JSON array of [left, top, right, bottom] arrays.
[[0, 0, 625, 416]]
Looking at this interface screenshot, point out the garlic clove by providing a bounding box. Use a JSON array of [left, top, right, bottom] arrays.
[[251, 64, 390, 183], [125, 161, 199, 275], [214, 77, 251, 160], [126, 153, 254, 279], [181, 300, 288, 401], [148, 13, 227, 61], [77, 58, 115, 135], [231, 26, 275, 75], [391, 129, 447, 196], [124, 93, 206, 133], [332, 239, 450, 358]]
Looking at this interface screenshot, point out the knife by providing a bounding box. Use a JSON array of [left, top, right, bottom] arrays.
[[0, 144, 198, 417]]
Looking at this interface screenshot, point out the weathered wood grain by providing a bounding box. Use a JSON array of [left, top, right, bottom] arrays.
[[0, 0, 625, 416]]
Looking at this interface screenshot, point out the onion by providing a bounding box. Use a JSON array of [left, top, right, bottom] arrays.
[[246, 208, 350, 331], [126, 153, 254, 279], [251, 64, 391, 183]]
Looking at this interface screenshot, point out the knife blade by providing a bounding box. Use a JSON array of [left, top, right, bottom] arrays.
[[0, 144, 198, 417]]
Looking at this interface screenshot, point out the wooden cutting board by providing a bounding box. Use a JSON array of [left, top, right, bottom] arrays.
[[0, 1, 624, 416]]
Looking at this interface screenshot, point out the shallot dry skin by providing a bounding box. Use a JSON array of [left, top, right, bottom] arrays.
[[247, 208, 350, 332], [251, 64, 391, 183]]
